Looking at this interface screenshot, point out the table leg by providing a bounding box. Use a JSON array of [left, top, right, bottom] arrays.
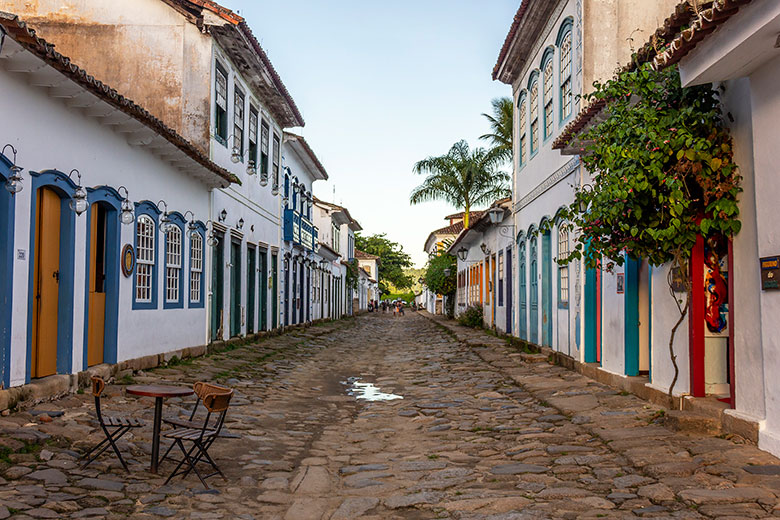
[[151, 397, 163, 473]]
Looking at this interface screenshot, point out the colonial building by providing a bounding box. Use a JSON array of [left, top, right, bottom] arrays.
[[494, 0, 677, 361], [0, 12, 235, 388], [0, 0, 306, 342], [355, 249, 380, 311], [281, 133, 327, 327], [449, 199, 514, 333], [421, 212, 482, 314]]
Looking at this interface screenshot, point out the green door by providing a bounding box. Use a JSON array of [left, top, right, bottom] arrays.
[[530, 237, 538, 344], [210, 234, 224, 341], [259, 250, 268, 331], [230, 240, 241, 337], [271, 253, 278, 329], [542, 230, 553, 347], [247, 246, 256, 335], [519, 242, 527, 340]]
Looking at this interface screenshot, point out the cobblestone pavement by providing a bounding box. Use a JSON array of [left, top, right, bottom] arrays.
[[1, 312, 780, 519]]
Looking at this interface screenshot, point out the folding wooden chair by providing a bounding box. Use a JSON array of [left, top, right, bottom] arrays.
[[163, 386, 233, 488], [80, 376, 145, 472]]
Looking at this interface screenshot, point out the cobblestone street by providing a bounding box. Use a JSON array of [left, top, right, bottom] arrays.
[[1, 312, 780, 519]]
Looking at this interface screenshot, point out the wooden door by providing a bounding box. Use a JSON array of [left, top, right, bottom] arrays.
[[87, 204, 107, 366], [506, 249, 513, 335], [530, 238, 538, 345], [259, 250, 267, 331], [247, 247, 256, 334], [542, 230, 552, 347], [32, 187, 60, 378], [229, 241, 241, 337]]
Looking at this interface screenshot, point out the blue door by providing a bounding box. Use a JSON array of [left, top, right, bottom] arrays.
[[0, 155, 16, 387], [530, 237, 538, 344], [519, 243, 527, 340], [624, 257, 640, 376], [542, 230, 553, 347], [584, 263, 601, 363], [505, 248, 513, 335]]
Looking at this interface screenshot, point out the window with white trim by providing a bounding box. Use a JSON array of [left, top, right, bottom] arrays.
[[518, 93, 527, 165], [332, 222, 340, 253], [248, 105, 258, 166], [233, 86, 245, 159], [260, 119, 270, 178], [136, 215, 155, 302], [190, 231, 203, 303], [214, 62, 228, 143], [560, 31, 573, 120], [558, 226, 569, 303], [530, 78, 539, 153], [543, 58, 554, 139], [166, 226, 182, 303], [272, 133, 280, 190]]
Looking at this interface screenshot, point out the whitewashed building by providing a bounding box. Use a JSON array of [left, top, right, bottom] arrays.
[[281, 133, 328, 326], [494, 0, 677, 363], [449, 199, 514, 333], [355, 249, 380, 311], [0, 12, 234, 388]]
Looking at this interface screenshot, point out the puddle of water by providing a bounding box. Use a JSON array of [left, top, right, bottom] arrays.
[[343, 377, 403, 401]]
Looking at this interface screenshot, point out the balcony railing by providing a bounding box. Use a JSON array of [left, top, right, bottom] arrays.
[[283, 209, 318, 251]]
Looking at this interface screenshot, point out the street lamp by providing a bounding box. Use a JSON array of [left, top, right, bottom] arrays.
[[156, 200, 174, 234], [487, 206, 505, 225], [480, 243, 490, 255], [117, 186, 135, 225], [68, 170, 88, 215], [457, 247, 468, 262], [443, 268, 451, 276], [2, 144, 23, 195]]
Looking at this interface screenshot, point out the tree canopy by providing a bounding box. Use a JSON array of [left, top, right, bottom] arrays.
[[410, 140, 509, 229], [480, 96, 514, 164], [355, 233, 413, 293]]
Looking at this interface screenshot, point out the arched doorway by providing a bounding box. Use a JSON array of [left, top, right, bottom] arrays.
[[530, 236, 538, 345], [541, 226, 553, 347], [27, 170, 77, 381], [518, 241, 527, 340], [84, 187, 122, 367]]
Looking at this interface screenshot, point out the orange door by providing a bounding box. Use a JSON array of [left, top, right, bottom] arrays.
[[32, 187, 60, 378], [87, 203, 106, 366]]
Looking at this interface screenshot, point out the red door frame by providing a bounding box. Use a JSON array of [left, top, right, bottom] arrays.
[[689, 235, 735, 405]]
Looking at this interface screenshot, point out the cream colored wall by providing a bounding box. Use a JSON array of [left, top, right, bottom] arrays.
[[0, 0, 213, 151], [582, 0, 679, 95]]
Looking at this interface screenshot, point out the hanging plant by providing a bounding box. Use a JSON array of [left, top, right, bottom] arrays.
[[558, 62, 742, 398]]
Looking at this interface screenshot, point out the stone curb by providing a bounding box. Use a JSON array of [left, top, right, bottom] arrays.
[[419, 311, 759, 444]]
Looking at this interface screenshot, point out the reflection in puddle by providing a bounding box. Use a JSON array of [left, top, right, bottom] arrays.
[[343, 377, 403, 401]]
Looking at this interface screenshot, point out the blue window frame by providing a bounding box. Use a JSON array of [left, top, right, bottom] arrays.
[[163, 212, 186, 309], [133, 201, 161, 310], [528, 71, 540, 155], [541, 47, 555, 141], [189, 221, 206, 308], [284, 172, 290, 209], [557, 18, 574, 124], [517, 90, 528, 167]]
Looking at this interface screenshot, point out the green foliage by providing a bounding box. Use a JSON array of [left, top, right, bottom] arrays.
[[480, 97, 514, 164], [355, 233, 413, 291], [411, 140, 510, 229], [384, 292, 415, 303], [457, 305, 484, 328], [558, 63, 741, 270], [344, 258, 359, 291], [423, 253, 456, 296]]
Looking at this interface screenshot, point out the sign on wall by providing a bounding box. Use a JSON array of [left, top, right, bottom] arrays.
[[761, 256, 780, 290]]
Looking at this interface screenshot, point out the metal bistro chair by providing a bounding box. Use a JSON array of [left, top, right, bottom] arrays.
[[164, 386, 233, 489], [81, 376, 145, 472]]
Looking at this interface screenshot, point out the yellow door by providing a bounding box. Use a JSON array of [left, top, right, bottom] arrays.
[[32, 187, 60, 378], [87, 203, 105, 366]]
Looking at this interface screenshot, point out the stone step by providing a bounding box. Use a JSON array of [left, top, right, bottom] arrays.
[[663, 410, 721, 435], [520, 353, 549, 364]]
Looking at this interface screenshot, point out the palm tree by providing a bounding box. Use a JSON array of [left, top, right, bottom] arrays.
[[410, 140, 510, 229], [480, 97, 513, 164]]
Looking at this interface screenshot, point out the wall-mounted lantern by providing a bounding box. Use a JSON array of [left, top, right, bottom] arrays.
[[117, 186, 135, 225], [237, 217, 244, 230], [156, 200, 175, 234], [2, 144, 23, 195], [218, 208, 227, 223], [68, 169, 88, 215], [457, 247, 468, 262]]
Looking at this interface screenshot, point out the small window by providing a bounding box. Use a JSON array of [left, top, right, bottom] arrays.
[[560, 31, 573, 120], [543, 57, 554, 139], [233, 86, 245, 160], [530, 78, 539, 153], [190, 231, 203, 304], [166, 226, 182, 304], [272, 133, 280, 190], [260, 119, 270, 177], [558, 226, 570, 304], [248, 106, 258, 166], [136, 215, 155, 303], [214, 62, 228, 144], [518, 92, 527, 166]]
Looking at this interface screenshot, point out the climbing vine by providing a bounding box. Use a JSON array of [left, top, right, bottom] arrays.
[[559, 62, 742, 398]]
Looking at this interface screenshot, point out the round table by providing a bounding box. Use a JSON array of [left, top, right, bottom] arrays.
[[126, 384, 194, 473]]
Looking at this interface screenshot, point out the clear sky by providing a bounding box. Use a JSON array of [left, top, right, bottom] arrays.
[[220, 0, 517, 267]]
